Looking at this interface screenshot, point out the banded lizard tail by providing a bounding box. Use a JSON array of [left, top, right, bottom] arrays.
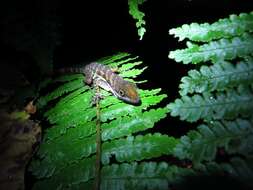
[[58, 62, 140, 104]]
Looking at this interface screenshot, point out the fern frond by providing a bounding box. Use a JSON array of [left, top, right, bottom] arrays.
[[31, 156, 96, 189], [128, 0, 147, 40], [100, 89, 167, 122], [33, 160, 193, 190], [169, 12, 253, 42], [44, 120, 96, 142], [38, 134, 96, 164], [102, 133, 178, 164], [226, 118, 253, 156], [30, 53, 173, 188], [167, 88, 253, 122], [34, 132, 177, 179], [195, 157, 253, 188], [97, 52, 131, 64], [41, 87, 166, 142], [108, 56, 141, 68], [99, 162, 191, 190], [173, 118, 253, 164], [36, 77, 84, 109], [102, 108, 168, 141], [120, 66, 147, 78], [220, 157, 253, 186], [179, 59, 253, 95], [118, 61, 143, 72], [168, 34, 253, 64]]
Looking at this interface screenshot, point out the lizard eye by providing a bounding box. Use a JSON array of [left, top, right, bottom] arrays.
[[119, 89, 125, 96]]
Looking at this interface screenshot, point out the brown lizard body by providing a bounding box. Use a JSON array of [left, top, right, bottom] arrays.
[[58, 62, 140, 104]]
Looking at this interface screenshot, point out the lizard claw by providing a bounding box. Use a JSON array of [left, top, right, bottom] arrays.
[[91, 93, 104, 105]]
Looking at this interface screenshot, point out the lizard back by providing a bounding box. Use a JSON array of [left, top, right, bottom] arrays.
[[58, 62, 140, 104]]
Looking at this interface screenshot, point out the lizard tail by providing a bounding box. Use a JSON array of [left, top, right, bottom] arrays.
[[56, 67, 85, 75]]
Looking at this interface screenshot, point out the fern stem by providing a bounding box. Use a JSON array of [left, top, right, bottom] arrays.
[[94, 87, 102, 190]]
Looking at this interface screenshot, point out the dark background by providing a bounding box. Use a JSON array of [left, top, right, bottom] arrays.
[[56, 0, 253, 134], [56, 0, 253, 95], [1, 0, 253, 94], [1, 0, 253, 131], [0, 1, 253, 189]]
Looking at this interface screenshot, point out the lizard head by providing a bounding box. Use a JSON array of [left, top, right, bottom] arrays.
[[115, 80, 141, 105]]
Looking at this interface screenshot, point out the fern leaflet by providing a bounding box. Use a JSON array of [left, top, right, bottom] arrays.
[[167, 87, 253, 122], [32, 161, 192, 190], [169, 33, 253, 64], [128, 0, 147, 40], [29, 53, 175, 190], [179, 58, 253, 95], [173, 118, 253, 164], [169, 12, 253, 42], [102, 133, 178, 164]]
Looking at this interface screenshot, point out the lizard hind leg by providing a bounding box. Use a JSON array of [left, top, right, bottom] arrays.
[[90, 78, 109, 106], [91, 85, 104, 106], [84, 75, 93, 85]]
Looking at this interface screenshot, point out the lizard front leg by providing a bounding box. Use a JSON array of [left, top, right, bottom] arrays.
[[91, 77, 111, 105]]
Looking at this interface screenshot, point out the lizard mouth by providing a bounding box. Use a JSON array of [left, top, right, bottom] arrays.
[[120, 96, 141, 105]]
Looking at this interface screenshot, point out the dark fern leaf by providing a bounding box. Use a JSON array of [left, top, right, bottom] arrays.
[[102, 133, 178, 164], [128, 0, 147, 40], [169, 33, 253, 64], [167, 87, 253, 122], [32, 160, 193, 190], [36, 76, 85, 109], [169, 11, 253, 42], [29, 53, 175, 189], [173, 118, 253, 164], [179, 58, 253, 95]]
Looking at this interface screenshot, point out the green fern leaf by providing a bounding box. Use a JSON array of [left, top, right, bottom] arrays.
[[98, 52, 131, 65], [107, 56, 141, 68], [221, 157, 253, 186], [128, 0, 147, 40], [41, 87, 166, 142], [31, 156, 96, 190], [36, 77, 84, 109], [169, 12, 253, 42], [99, 162, 188, 190], [102, 133, 178, 164], [39, 89, 166, 142], [45, 89, 94, 124], [100, 89, 167, 122], [32, 160, 193, 190], [33, 108, 168, 177], [118, 61, 143, 72], [102, 108, 168, 141], [30, 53, 174, 187], [195, 157, 253, 188], [226, 118, 253, 156], [34, 133, 177, 179], [167, 88, 253, 122], [119, 66, 147, 78], [168, 34, 253, 64], [179, 59, 253, 95], [173, 118, 253, 164], [71, 162, 195, 190]]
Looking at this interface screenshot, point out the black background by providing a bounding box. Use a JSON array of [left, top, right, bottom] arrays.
[[1, 1, 253, 189], [1, 0, 253, 129], [55, 0, 253, 134], [57, 0, 253, 94]]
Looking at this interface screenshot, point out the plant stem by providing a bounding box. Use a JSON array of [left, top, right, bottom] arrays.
[[94, 87, 101, 190]]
